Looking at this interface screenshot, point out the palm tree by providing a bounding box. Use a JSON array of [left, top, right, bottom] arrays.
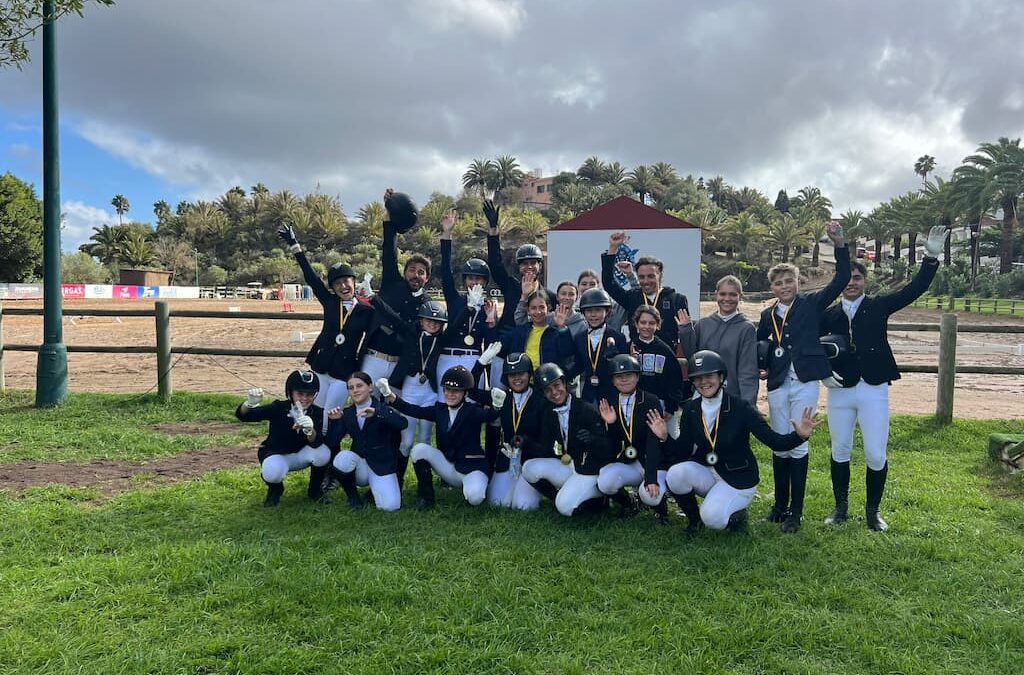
[[603, 161, 627, 186], [796, 186, 833, 222], [861, 206, 895, 270], [649, 162, 679, 206], [793, 205, 828, 267], [628, 165, 657, 204], [119, 230, 155, 268], [462, 159, 496, 197], [577, 156, 606, 183], [79, 224, 124, 265], [721, 211, 766, 260], [914, 155, 936, 189], [952, 137, 1024, 273], [922, 178, 956, 264], [493, 155, 525, 197], [111, 194, 129, 226], [839, 208, 864, 256], [767, 212, 803, 261], [357, 201, 386, 238], [706, 176, 729, 209]]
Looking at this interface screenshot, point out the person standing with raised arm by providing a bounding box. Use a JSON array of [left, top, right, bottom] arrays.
[[485, 199, 557, 317], [818, 226, 947, 532], [601, 231, 690, 345]]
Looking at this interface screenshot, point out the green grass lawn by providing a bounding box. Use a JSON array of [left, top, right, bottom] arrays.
[[1, 392, 1023, 674]]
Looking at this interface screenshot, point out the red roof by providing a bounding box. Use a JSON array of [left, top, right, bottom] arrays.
[[549, 196, 700, 231]]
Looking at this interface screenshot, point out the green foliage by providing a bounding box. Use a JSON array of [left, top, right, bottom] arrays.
[[1, 0, 115, 68], [200, 264, 227, 286], [0, 399, 1021, 673], [61, 251, 109, 283], [0, 171, 43, 281]]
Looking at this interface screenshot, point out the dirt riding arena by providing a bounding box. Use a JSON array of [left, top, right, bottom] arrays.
[[3, 297, 1023, 419]]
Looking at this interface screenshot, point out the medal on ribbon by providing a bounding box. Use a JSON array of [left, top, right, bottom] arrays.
[[702, 410, 720, 466], [770, 303, 790, 358]]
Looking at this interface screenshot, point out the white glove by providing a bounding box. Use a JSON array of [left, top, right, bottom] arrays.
[[490, 387, 507, 409], [822, 373, 845, 389], [245, 387, 263, 407], [289, 403, 305, 420], [375, 378, 393, 398], [479, 341, 502, 366], [467, 284, 486, 308], [924, 225, 949, 257], [355, 272, 374, 298], [295, 414, 315, 435], [667, 410, 682, 440]]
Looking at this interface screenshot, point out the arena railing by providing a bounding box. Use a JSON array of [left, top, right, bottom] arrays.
[[1, 301, 1022, 424]]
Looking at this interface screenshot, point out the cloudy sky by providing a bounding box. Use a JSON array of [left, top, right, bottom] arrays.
[[2, 0, 1023, 250]]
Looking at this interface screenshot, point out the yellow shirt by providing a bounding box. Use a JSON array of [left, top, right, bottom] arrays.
[[525, 325, 546, 368]]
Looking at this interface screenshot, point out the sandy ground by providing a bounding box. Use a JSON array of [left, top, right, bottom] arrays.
[[3, 297, 1023, 419]]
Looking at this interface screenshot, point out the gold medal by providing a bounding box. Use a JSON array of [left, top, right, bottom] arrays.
[[770, 304, 790, 360], [463, 334, 474, 346], [706, 451, 719, 465], [589, 376, 600, 387], [702, 411, 721, 467], [774, 346, 784, 358], [561, 453, 572, 465], [624, 445, 638, 460]]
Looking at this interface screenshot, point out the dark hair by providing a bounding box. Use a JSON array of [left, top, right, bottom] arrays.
[[556, 280, 577, 294], [632, 304, 662, 325], [348, 371, 372, 387], [635, 256, 664, 276], [577, 269, 599, 285], [526, 290, 549, 308], [405, 254, 432, 277], [851, 261, 868, 276]]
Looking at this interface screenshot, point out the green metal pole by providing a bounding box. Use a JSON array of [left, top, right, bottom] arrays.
[[36, 0, 69, 407]]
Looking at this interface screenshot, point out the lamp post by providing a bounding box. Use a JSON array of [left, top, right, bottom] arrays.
[[36, 0, 68, 407], [193, 248, 199, 287]]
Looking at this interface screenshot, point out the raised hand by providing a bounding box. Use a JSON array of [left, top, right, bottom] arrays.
[[521, 271, 538, 299], [490, 387, 507, 409], [479, 340, 502, 366], [294, 414, 315, 436], [375, 378, 393, 399], [483, 200, 500, 230], [441, 208, 458, 237], [483, 298, 498, 325], [598, 399, 618, 425], [646, 408, 667, 441], [608, 231, 629, 254], [675, 308, 691, 326], [924, 225, 949, 257], [666, 410, 682, 440], [355, 272, 374, 299], [327, 406, 344, 420], [615, 260, 634, 276], [358, 407, 376, 419], [790, 406, 822, 439], [467, 283, 486, 308], [826, 220, 845, 247], [277, 223, 298, 248], [245, 387, 263, 408], [553, 302, 569, 328]]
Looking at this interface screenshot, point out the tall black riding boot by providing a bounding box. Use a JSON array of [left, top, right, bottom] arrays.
[[413, 459, 436, 510], [610, 488, 637, 518], [653, 499, 670, 526], [765, 455, 791, 522], [394, 450, 410, 491], [531, 479, 559, 502], [484, 424, 501, 469], [865, 463, 890, 532], [782, 456, 808, 533], [335, 467, 363, 510], [676, 491, 703, 535], [263, 481, 284, 507], [824, 458, 850, 525], [307, 464, 330, 503]]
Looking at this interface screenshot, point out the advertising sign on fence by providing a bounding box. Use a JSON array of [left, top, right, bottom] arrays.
[[85, 284, 113, 299], [61, 284, 86, 299], [9, 283, 44, 299], [113, 285, 139, 299]]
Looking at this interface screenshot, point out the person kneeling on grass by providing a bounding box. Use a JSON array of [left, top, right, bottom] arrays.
[[236, 369, 331, 507], [324, 372, 409, 512], [523, 363, 615, 517], [379, 365, 501, 509], [645, 351, 820, 534]]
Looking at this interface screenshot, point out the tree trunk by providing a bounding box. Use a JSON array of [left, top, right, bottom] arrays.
[[1000, 195, 1017, 274], [892, 234, 902, 261], [782, 244, 790, 261], [811, 242, 820, 267], [908, 232, 918, 267], [874, 239, 882, 270], [942, 216, 952, 265]]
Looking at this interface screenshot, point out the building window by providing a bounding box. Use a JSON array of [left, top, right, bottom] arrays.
[[537, 185, 545, 193]]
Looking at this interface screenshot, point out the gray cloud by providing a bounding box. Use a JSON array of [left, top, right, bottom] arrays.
[[3, 0, 1023, 214]]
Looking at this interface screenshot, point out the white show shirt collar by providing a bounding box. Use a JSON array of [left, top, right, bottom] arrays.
[[775, 302, 790, 317], [553, 396, 572, 437], [355, 400, 372, 428], [447, 404, 462, 426], [842, 294, 865, 320], [411, 288, 425, 297], [700, 390, 724, 428], [513, 390, 531, 410], [618, 392, 636, 418]]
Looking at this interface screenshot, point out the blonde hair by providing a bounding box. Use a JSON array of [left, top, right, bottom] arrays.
[[767, 263, 799, 283], [716, 275, 743, 294]]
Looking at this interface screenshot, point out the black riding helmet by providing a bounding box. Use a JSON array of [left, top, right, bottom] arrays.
[[285, 369, 320, 398], [819, 334, 849, 359], [578, 288, 613, 310], [608, 354, 641, 376], [384, 191, 419, 233], [534, 362, 566, 390], [686, 350, 728, 381], [417, 301, 449, 323], [461, 258, 491, 283], [327, 262, 356, 285], [440, 365, 474, 391], [515, 243, 543, 263], [502, 352, 534, 387]]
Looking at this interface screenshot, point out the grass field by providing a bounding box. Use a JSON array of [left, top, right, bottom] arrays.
[[1, 392, 1023, 674]]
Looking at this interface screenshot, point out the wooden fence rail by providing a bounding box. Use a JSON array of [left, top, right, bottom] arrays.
[[2, 302, 1023, 421]]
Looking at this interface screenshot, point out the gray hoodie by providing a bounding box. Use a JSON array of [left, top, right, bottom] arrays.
[[678, 312, 759, 404]]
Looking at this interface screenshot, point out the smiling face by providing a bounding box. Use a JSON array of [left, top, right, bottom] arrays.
[[527, 295, 549, 326], [612, 372, 639, 395], [506, 371, 531, 393], [636, 263, 661, 296], [557, 284, 578, 308], [692, 372, 724, 399], [770, 272, 799, 304], [716, 282, 741, 315], [843, 269, 867, 301], [443, 387, 466, 407], [577, 274, 598, 292], [583, 306, 609, 328], [543, 379, 568, 406], [404, 262, 429, 291], [464, 274, 488, 290], [291, 390, 315, 408], [347, 377, 372, 405], [635, 311, 659, 340], [331, 276, 356, 300], [420, 318, 444, 334], [518, 258, 541, 279]]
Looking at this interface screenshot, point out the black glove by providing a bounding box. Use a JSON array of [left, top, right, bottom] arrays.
[[575, 428, 592, 445], [278, 223, 298, 247], [483, 200, 500, 229], [756, 340, 770, 370]]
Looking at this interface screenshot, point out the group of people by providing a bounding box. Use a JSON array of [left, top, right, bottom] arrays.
[[237, 189, 948, 535]]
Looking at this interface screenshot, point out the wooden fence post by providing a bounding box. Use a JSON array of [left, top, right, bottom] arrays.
[[0, 302, 5, 394], [935, 312, 958, 424], [155, 301, 172, 400]]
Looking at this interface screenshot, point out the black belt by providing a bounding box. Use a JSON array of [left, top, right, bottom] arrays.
[[441, 348, 481, 357]]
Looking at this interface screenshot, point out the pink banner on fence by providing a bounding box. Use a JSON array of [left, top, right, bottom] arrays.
[[61, 284, 86, 299], [113, 285, 138, 299]]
